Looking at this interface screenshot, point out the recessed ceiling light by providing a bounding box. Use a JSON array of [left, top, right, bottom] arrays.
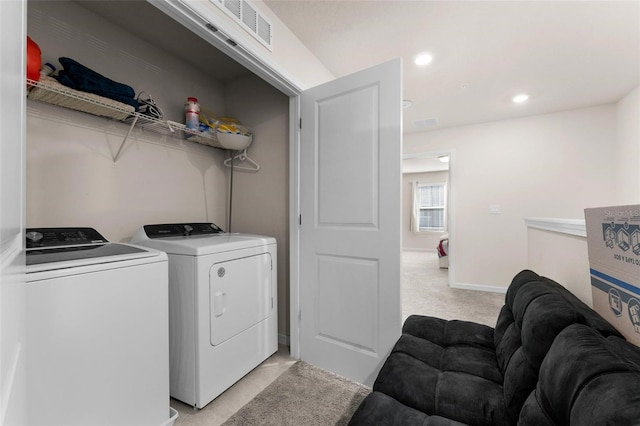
[[414, 53, 433, 67], [513, 93, 529, 103], [403, 100, 413, 109]]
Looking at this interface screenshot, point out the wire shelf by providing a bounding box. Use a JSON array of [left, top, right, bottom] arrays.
[[26, 77, 223, 156], [27, 77, 135, 120]]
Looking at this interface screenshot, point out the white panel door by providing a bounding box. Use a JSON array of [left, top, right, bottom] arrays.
[[299, 59, 402, 386]]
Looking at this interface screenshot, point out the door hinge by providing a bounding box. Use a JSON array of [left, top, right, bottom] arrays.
[[299, 214, 302, 226], [299, 118, 302, 129], [298, 309, 302, 321]]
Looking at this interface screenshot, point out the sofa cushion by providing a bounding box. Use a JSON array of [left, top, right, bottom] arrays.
[[495, 270, 622, 422], [348, 391, 469, 426], [494, 270, 621, 373], [398, 320, 501, 383], [402, 316, 495, 349], [518, 324, 640, 426], [499, 288, 584, 420], [373, 350, 507, 425], [373, 270, 623, 426]]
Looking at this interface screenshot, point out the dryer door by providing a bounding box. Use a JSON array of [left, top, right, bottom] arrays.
[[209, 253, 273, 346]]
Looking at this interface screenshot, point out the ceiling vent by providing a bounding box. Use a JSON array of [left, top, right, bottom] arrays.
[[412, 118, 439, 129], [209, 0, 273, 50]]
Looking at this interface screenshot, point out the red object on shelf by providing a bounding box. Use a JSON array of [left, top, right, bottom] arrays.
[[26, 36, 42, 86]]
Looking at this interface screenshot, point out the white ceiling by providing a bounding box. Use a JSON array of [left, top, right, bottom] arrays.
[[402, 155, 449, 174], [263, 0, 640, 134]]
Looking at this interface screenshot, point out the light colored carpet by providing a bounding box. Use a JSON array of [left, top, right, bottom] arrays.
[[221, 361, 370, 426], [402, 250, 505, 327]]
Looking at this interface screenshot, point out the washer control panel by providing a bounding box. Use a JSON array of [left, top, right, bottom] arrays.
[[26, 227, 108, 248], [143, 223, 224, 238]]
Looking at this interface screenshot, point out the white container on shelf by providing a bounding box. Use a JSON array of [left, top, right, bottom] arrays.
[[217, 133, 252, 150]]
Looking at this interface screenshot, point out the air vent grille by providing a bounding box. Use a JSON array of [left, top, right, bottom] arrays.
[[242, 1, 257, 32], [257, 14, 271, 45], [224, 0, 241, 19], [209, 0, 272, 50], [412, 118, 439, 129]]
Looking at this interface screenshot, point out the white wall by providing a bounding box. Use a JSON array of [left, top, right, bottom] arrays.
[[526, 85, 640, 305], [255, 0, 335, 89], [405, 104, 620, 290], [616, 85, 640, 203], [224, 74, 290, 339], [26, 107, 229, 242], [402, 171, 448, 251], [527, 228, 591, 305], [26, 1, 230, 242]]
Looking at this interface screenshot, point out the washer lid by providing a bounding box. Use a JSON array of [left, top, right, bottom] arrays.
[[132, 228, 276, 256], [25, 227, 163, 272], [130, 222, 276, 256], [27, 242, 148, 264]]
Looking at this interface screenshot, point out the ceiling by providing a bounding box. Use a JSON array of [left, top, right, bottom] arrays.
[[402, 155, 449, 174], [264, 0, 640, 134]]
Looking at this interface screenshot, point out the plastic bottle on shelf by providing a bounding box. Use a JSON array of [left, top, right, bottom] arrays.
[[185, 97, 200, 130], [39, 62, 56, 78]]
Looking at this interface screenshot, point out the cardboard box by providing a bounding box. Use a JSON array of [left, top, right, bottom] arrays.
[[585, 205, 640, 345]]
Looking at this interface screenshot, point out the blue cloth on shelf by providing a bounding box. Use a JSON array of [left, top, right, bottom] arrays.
[[55, 57, 138, 109]]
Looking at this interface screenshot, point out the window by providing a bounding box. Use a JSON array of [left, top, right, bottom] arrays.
[[417, 183, 446, 231]]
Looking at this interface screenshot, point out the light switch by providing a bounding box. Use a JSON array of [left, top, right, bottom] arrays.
[[489, 204, 501, 214]]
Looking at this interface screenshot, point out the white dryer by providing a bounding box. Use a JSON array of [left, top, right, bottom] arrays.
[[25, 227, 174, 426], [131, 223, 278, 409]]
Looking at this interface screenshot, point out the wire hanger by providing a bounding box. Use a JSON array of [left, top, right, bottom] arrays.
[[223, 149, 260, 172]]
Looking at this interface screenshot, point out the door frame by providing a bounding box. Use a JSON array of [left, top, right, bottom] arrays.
[[288, 96, 302, 358], [1, 0, 28, 423], [402, 150, 455, 288]]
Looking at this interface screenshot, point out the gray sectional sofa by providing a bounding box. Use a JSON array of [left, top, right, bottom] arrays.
[[348, 270, 640, 425]]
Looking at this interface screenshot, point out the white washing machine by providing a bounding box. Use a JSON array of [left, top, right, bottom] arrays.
[[130, 223, 278, 409], [25, 227, 175, 426]]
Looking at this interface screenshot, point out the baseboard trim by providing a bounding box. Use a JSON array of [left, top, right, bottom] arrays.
[[278, 334, 290, 346], [451, 282, 508, 294]]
